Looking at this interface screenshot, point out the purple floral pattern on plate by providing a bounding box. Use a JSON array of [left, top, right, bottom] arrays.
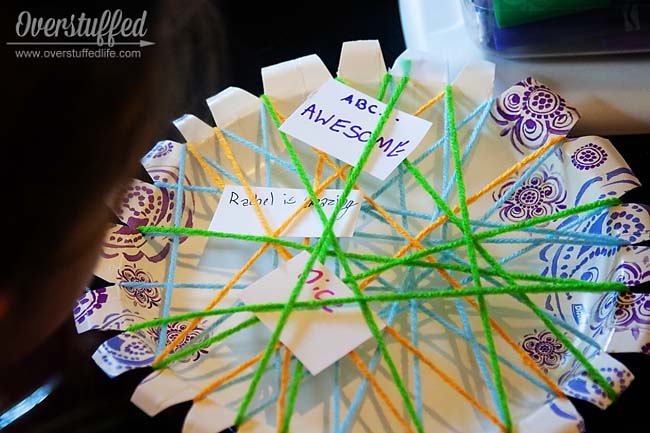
[[146, 321, 209, 362], [612, 262, 650, 288], [641, 342, 650, 355], [571, 143, 608, 171], [117, 264, 162, 309], [589, 273, 650, 339], [521, 329, 568, 373], [493, 166, 567, 223], [491, 77, 579, 154], [559, 365, 632, 408], [101, 168, 195, 265], [93, 332, 156, 378], [73, 287, 108, 325], [605, 205, 648, 244], [612, 291, 650, 329], [145, 141, 175, 159]]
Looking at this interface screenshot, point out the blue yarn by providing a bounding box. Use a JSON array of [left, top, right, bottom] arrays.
[[157, 143, 188, 354], [497, 208, 610, 264], [359, 204, 419, 239], [261, 103, 273, 187], [336, 265, 437, 433], [337, 219, 414, 433], [353, 231, 429, 244], [513, 294, 602, 350], [369, 99, 491, 202], [444, 236, 500, 400], [398, 164, 409, 229], [436, 206, 500, 409], [119, 281, 248, 289], [260, 106, 280, 270], [410, 299, 423, 418], [480, 237, 624, 247], [412, 99, 491, 167], [417, 304, 554, 394], [405, 266, 423, 420], [358, 204, 624, 247], [349, 259, 395, 293], [221, 127, 310, 182], [154, 182, 221, 194], [199, 309, 240, 339], [274, 348, 283, 388], [337, 297, 402, 433], [443, 250, 603, 351], [337, 349, 378, 433], [439, 100, 450, 221], [440, 99, 494, 206], [480, 142, 560, 224], [472, 219, 626, 246], [198, 151, 241, 185], [360, 204, 430, 221], [333, 360, 341, 433], [454, 297, 503, 413]]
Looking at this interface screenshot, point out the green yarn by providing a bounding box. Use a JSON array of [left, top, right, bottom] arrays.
[[281, 361, 304, 433], [234, 63, 413, 428], [350, 197, 620, 282], [133, 59, 630, 430], [138, 225, 618, 287], [125, 281, 627, 333], [259, 64, 423, 433], [329, 228, 425, 432], [318, 63, 412, 262], [473, 240, 620, 402], [376, 72, 391, 102], [447, 84, 511, 429], [151, 316, 260, 370]]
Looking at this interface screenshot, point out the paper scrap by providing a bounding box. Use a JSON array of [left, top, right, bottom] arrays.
[[237, 251, 383, 375], [209, 185, 363, 238], [279, 78, 432, 180]]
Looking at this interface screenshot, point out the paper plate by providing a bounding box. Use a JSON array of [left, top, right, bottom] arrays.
[[73, 40, 650, 433]]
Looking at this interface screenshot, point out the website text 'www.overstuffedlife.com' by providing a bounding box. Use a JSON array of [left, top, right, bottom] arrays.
[[8, 9, 154, 60], [14, 47, 142, 59]]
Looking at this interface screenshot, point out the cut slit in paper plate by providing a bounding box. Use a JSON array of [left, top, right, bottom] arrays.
[[73, 39, 650, 433]]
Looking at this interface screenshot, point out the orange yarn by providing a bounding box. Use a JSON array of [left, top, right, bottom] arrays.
[[276, 347, 293, 431], [385, 326, 507, 432], [162, 85, 568, 429], [186, 141, 225, 190], [348, 351, 416, 433], [194, 344, 281, 402], [214, 127, 293, 261], [412, 91, 446, 117]]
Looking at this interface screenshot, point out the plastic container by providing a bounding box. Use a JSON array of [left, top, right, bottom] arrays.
[[460, 0, 650, 58], [398, 0, 650, 135]]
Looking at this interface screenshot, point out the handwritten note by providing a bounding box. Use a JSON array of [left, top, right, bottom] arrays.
[[279, 78, 432, 180], [209, 185, 362, 238], [237, 251, 384, 375]]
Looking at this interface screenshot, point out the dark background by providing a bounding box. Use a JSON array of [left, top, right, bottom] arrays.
[[4, 0, 650, 432]]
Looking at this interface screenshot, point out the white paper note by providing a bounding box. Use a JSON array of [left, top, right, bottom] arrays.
[[209, 185, 363, 238], [279, 78, 432, 180], [237, 251, 384, 375]]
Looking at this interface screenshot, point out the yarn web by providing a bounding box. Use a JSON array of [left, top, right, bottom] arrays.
[[125, 64, 628, 433]]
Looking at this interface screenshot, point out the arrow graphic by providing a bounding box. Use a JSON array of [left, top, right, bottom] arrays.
[[6, 40, 155, 47]]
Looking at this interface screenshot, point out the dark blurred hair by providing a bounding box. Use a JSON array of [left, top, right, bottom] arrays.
[[2, 0, 229, 286], [0, 0, 229, 365]]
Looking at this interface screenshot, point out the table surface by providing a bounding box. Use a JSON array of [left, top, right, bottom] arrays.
[[3, 1, 650, 432]]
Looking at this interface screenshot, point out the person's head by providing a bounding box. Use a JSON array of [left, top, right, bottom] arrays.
[[1, 0, 229, 368]]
